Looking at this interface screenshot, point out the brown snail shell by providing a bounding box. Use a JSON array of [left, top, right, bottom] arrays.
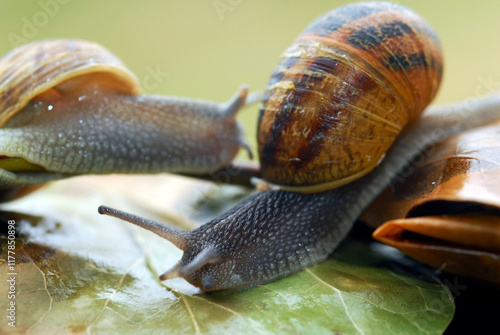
[[0, 39, 251, 199], [258, 1, 443, 193], [0, 39, 140, 128]]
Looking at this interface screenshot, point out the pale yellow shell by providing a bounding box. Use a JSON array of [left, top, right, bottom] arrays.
[[0, 39, 140, 127]]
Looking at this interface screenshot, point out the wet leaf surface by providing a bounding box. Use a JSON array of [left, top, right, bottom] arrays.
[[0, 175, 455, 334]]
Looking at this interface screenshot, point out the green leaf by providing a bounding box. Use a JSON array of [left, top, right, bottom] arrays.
[[0, 176, 454, 334]]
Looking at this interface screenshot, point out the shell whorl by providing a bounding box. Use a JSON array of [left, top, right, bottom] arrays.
[[258, 2, 443, 192], [0, 39, 140, 127]]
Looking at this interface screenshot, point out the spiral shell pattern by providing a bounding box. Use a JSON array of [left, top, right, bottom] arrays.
[[0, 39, 140, 127], [258, 2, 443, 192]]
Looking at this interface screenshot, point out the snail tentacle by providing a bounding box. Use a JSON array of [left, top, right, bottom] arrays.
[[97, 205, 190, 250], [219, 84, 254, 159], [219, 84, 248, 118]]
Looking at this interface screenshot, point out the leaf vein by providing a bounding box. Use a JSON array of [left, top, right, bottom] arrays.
[[306, 269, 365, 335], [25, 248, 54, 335]]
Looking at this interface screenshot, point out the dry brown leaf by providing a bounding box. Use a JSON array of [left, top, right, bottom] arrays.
[[364, 120, 500, 284]]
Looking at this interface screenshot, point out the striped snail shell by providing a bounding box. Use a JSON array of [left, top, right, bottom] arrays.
[[0, 40, 251, 199], [258, 1, 443, 193]]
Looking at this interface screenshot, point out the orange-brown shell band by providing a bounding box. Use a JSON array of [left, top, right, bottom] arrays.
[[259, 55, 378, 173], [301, 3, 387, 37], [297, 3, 441, 74], [291, 62, 378, 172], [347, 20, 416, 49], [298, 10, 442, 118], [298, 26, 437, 74]]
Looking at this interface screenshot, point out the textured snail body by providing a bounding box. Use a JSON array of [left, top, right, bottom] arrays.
[[258, 2, 442, 192], [97, 2, 483, 292], [0, 40, 250, 195]]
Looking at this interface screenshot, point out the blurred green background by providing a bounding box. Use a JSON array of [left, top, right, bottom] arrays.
[[1, 0, 500, 159]]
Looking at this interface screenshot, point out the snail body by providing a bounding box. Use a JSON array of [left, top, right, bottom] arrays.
[[98, 2, 500, 291], [0, 40, 250, 196]]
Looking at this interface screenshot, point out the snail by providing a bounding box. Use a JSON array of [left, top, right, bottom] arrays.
[[0, 39, 252, 200], [101, 2, 497, 291]]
